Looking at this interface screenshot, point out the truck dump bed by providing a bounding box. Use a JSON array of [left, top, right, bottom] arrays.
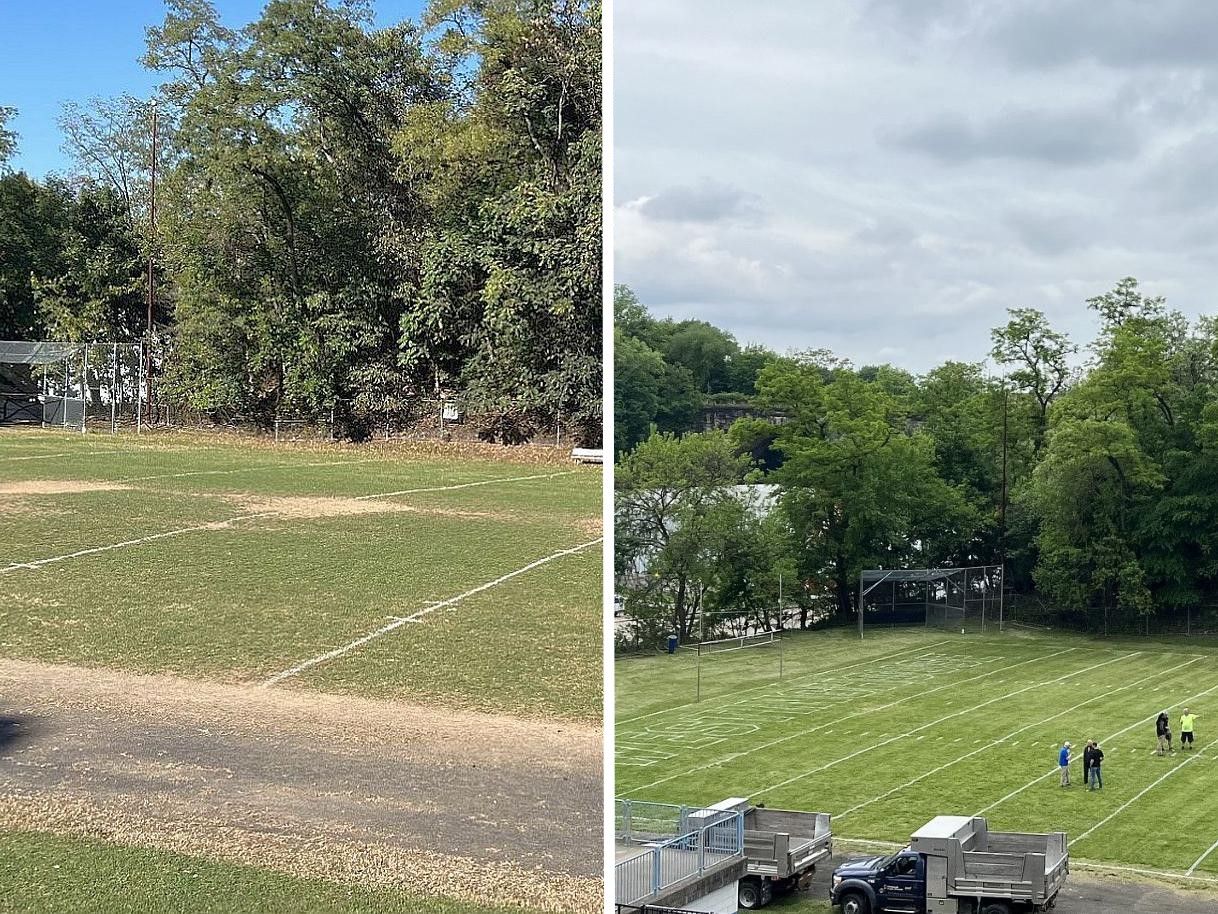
[[741, 807, 833, 878], [912, 816, 1068, 905]]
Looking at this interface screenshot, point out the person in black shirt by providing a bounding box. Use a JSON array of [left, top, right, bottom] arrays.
[[1088, 740, 1104, 790], [1082, 741, 1095, 786], [1156, 711, 1173, 755]]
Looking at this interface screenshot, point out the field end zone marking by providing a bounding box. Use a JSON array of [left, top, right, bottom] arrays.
[[1, 470, 581, 573], [1187, 837, 1218, 876], [622, 647, 1079, 796], [976, 677, 1218, 816], [1071, 744, 1212, 847], [262, 537, 603, 686], [836, 657, 1205, 821], [751, 652, 1138, 797], [616, 640, 954, 729]]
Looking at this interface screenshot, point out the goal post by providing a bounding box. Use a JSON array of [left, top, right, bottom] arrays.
[[694, 617, 784, 702], [858, 565, 1004, 639]]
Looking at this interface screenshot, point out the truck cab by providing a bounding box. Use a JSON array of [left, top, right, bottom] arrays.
[[831, 851, 926, 913]]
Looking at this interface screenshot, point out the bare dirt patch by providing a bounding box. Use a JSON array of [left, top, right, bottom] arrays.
[[0, 659, 602, 912], [0, 480, 131, 496], [224, 494, 512, 522]]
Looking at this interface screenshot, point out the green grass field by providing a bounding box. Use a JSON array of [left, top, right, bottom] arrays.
[[0, 428, 602, 719], [0, 831, 536, 914], [616, 627, 1218, 883]]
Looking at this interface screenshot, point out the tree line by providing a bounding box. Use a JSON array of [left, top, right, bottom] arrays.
[[615, 277, 1218, 645], [0, 0, 601, 444]]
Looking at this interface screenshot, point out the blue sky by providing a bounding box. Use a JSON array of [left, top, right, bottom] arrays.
[[0, 0, 428, 178]]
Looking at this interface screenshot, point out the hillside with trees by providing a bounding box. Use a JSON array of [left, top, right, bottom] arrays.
[[616, 277, 1218, 646], [0, 0, 601, 444]]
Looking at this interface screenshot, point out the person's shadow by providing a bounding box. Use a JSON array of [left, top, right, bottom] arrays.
[[0, 716, 37, 752]]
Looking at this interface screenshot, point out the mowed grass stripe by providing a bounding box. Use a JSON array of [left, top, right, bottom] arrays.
[[616, 635, 951, 728], [618, 643, 1079, 796], [839, 659, 1218, 842]]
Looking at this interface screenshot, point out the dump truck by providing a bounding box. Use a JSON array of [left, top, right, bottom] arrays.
[[830, 815, 1068, 914], [702, 798, 833, 908]]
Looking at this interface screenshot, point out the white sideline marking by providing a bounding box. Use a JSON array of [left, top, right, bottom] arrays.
[[263, 538, 602, 686], [1188, 837, 1218, 876], [353, 470, 580, 500], [1, 470, 579, 573], [616, 640, 953, 728], [976, 677, 1218, 816], [1072, 745, 1211, 846], [753, 652, 1137, 796], [0, 452, 71, 461], [624, 647, 1078, 796], [836, 658, 1203, 821]]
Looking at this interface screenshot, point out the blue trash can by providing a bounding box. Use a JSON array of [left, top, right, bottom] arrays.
[[666, 634, 678, 654]]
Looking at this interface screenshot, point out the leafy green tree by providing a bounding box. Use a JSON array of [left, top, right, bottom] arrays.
[[0, 106, 16, 170], [664, 320, 739, 394], [991, 307, 1075, 449]]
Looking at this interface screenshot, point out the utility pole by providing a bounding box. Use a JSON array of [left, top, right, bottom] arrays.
[[145, 101, 158, 421]]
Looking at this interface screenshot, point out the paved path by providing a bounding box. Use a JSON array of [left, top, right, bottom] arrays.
[[0, 660, 602, 912]]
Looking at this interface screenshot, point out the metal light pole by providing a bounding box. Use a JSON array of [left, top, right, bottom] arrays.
[[145, 101, 158, 424]]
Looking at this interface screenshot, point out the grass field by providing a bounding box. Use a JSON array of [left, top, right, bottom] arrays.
[[0, 427, 602, 914], [0, 428, 601, 719], [616, 626, 1218, 884]]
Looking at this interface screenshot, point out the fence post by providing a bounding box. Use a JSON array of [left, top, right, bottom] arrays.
[[136, 342, 144, 434]]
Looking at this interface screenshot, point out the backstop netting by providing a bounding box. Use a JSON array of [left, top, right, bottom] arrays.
[[0, 341, 147, 432], [859, 565, 1004, 637]]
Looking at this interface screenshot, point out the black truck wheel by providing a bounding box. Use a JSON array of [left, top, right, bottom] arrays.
[[739, 877, 764, 909], [979, 903, 1011, 914], [838, 891, 871, 914]]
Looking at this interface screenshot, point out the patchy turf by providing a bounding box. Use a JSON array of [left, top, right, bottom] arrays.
[[616, 627, 1218, 880], [0, 830, 543, 914], [0, 429, 602, 721]]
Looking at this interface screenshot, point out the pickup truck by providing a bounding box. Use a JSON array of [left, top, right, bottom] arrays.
[[702, 798, 833, 908], [830, 815, 1067, 914]]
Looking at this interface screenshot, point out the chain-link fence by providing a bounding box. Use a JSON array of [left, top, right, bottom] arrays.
[[1005, 592, 1218, 639]]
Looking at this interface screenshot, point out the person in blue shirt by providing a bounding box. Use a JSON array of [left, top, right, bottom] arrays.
[[1059, 741, 1072, 787]]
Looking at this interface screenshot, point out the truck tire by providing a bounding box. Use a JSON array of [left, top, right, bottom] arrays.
[[739, 877, 765, 909], [838, 891, 871, 914], [979, 903, 1010, 914]]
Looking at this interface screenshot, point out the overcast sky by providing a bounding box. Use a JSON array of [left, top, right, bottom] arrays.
[[614, 0, 1218, 371]]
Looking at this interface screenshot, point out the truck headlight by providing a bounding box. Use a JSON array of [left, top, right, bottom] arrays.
[[832, 876, 841, 888]]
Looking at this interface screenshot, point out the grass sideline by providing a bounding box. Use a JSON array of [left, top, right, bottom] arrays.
[[0, 831, 537, 914], [616, 626, 1218, 878], [0, 428, 601, 720]]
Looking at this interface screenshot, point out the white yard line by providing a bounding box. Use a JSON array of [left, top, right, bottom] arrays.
[[1071, 745, 1212, 846], [118, 457, 386, 482], [263, 538, 602, 686], [616, 640, 953, 729], [976, 677, 1218, 816], [0, 515, 273, 572], [0, 452, 72, 461], [2, 470, 579, 574], [351, 469, 580, 500], [1188, 838, 1218, 876], [837, 657, 1204, 820], [752, 652, 1138, 797], [623, 647, 1080, 796]]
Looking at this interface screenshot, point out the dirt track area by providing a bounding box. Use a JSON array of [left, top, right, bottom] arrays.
[[0, 659, 603, 912], [808, 852, 1218, 913]]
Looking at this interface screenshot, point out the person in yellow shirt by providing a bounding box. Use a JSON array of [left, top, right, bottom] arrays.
[[1180, 708, 1199, 750]]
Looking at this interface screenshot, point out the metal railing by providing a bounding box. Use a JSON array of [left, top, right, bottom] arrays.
[[614, 800, 745, 905]]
